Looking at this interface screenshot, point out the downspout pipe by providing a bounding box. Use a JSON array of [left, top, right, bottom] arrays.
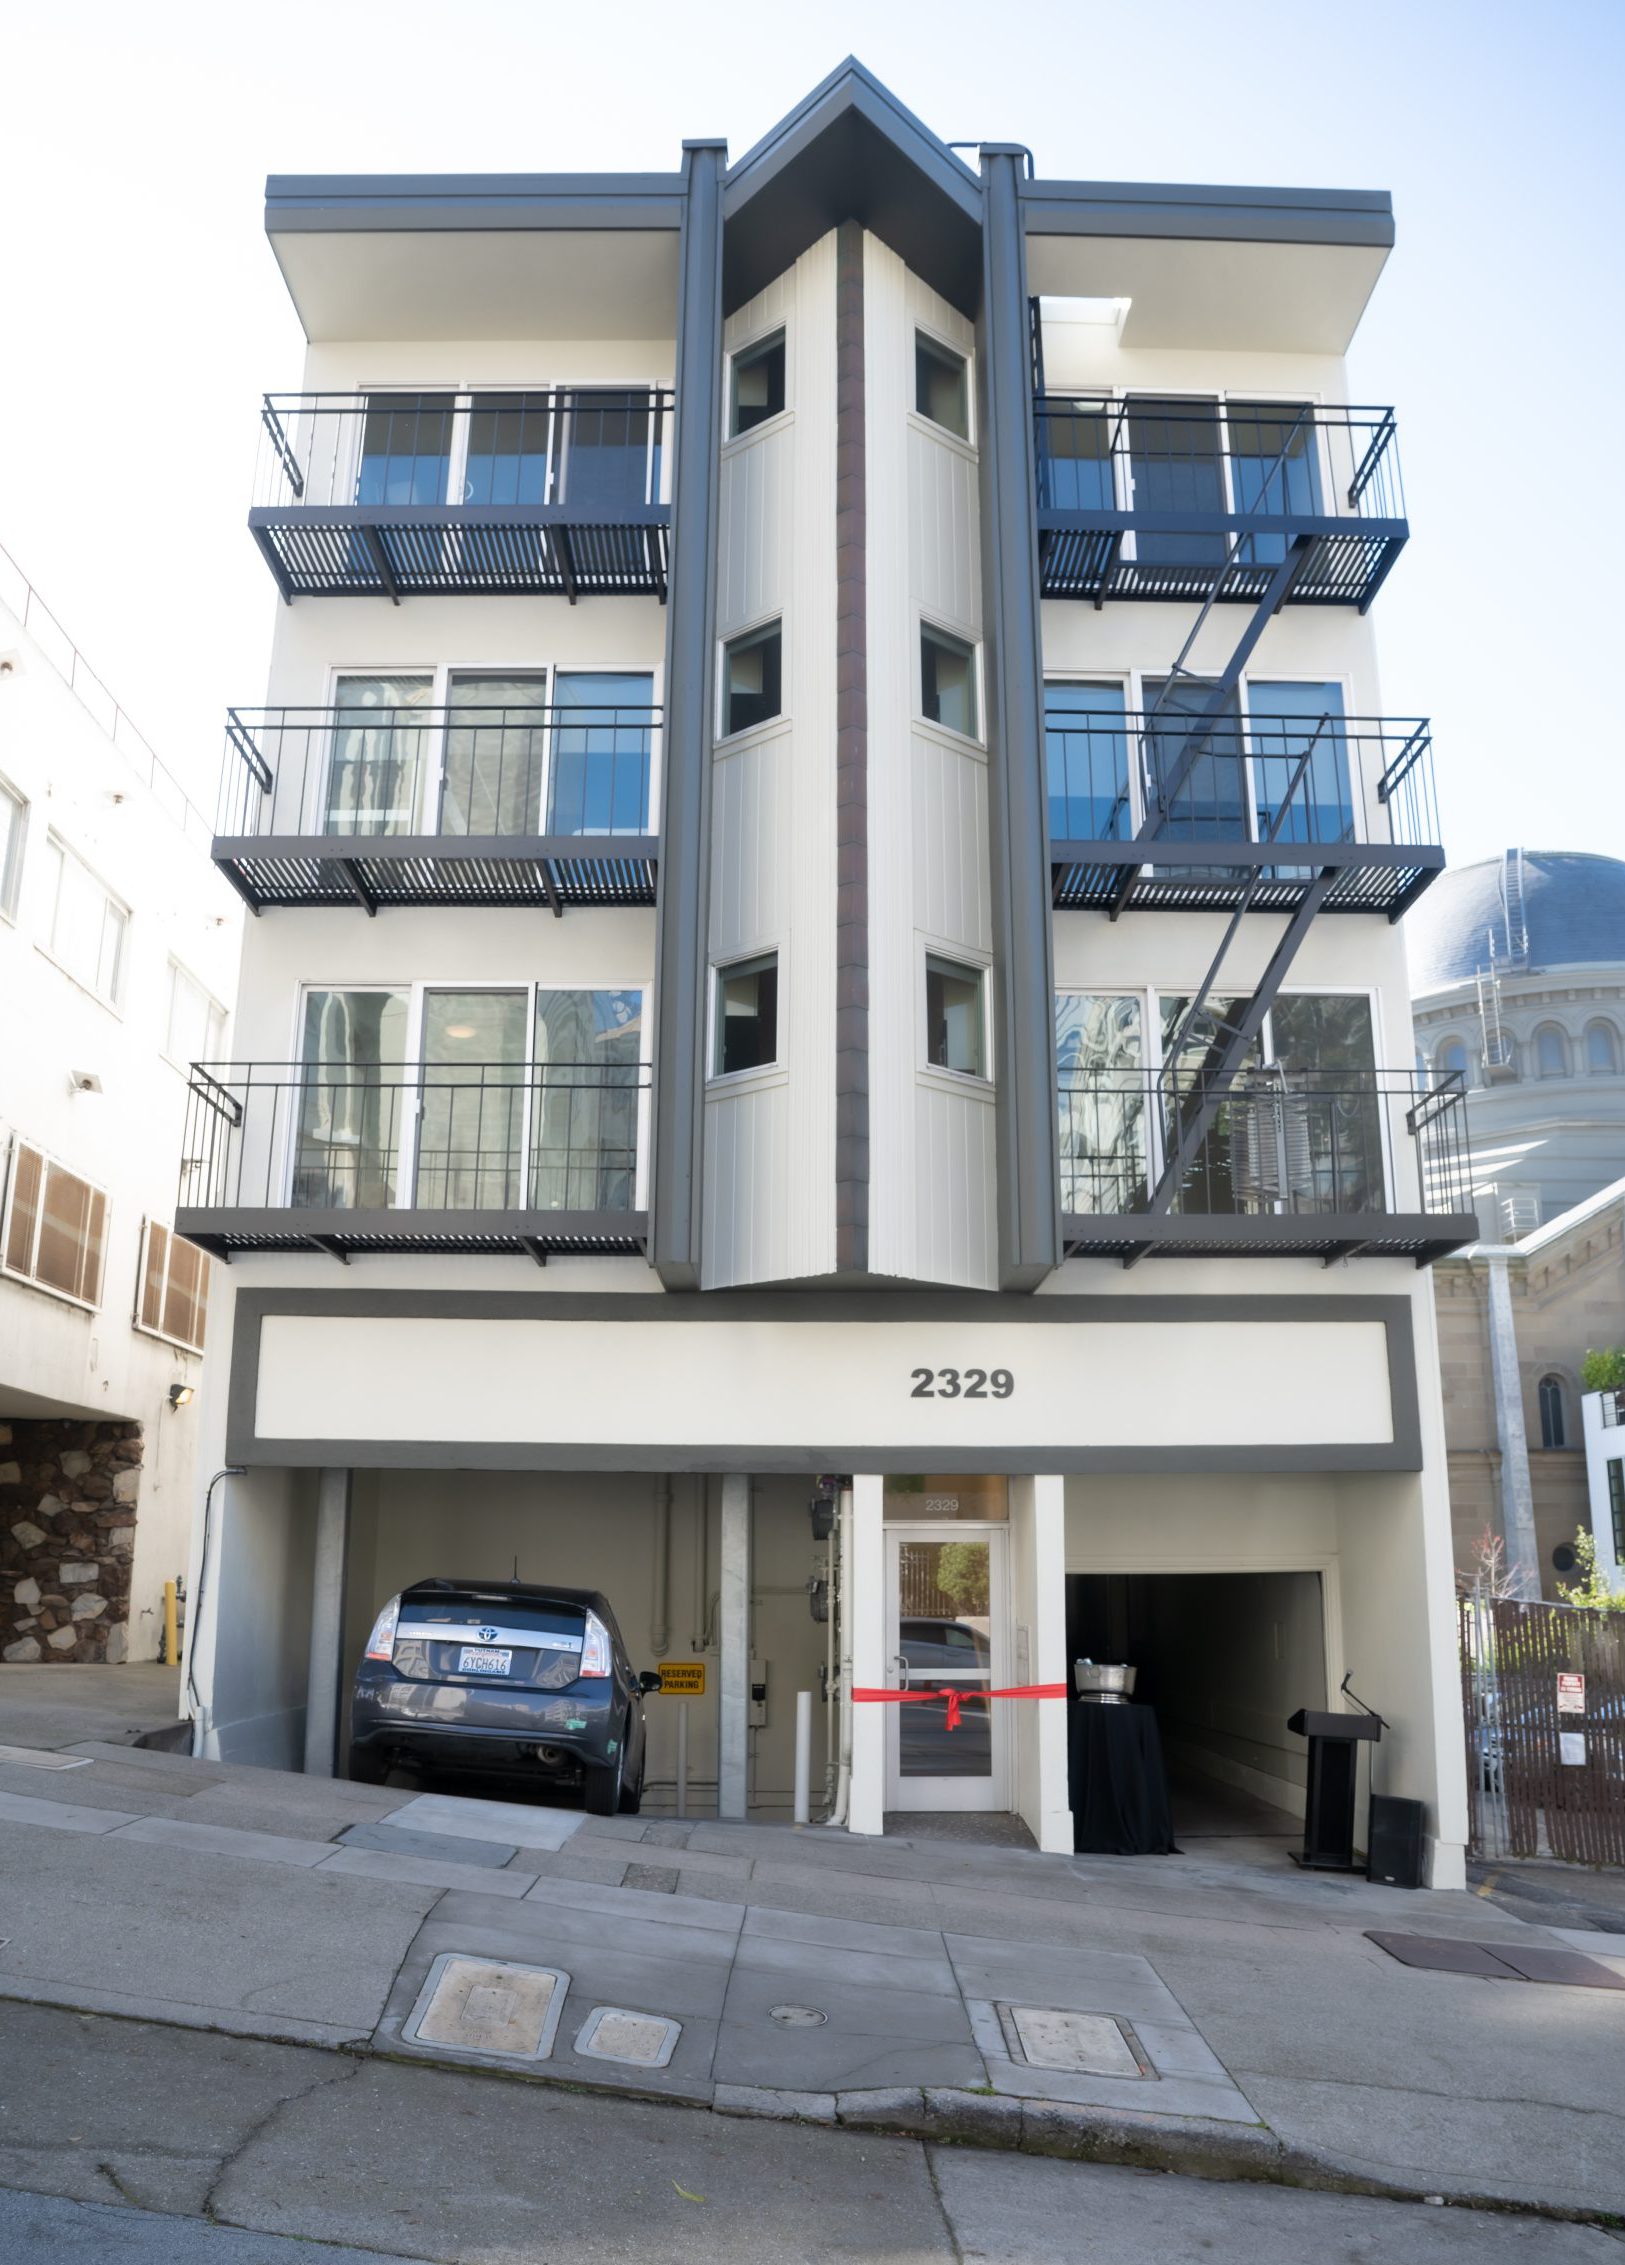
[[186, 1466, 246, 1758], [1480, 1247, 1540, 1600], [650, 1473, 672, 1658]]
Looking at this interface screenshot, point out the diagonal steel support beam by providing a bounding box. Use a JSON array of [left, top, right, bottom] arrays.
[[1143, 865, 1338, 1215], [337, 859, 378, 917], [359, 524, 401, 605]]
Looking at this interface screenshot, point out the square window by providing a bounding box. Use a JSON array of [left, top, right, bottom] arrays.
[[921, 625, 978, 739], [714, 954, 778, 1077], [916, 335, 969, 440], [722, 624, 782, 738], [926, 955, 986, 1078], [730, 331, 786, 437], [0, 776, 26, 919]]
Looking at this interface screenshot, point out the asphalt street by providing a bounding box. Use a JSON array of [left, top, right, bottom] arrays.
[[0, 2003, 1615, 2264]]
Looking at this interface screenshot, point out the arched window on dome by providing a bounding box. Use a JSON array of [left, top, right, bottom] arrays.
[[1538, 1374, 1567, 1449], [1585, 1020, 1621, 1075], [1534, 1024, 1569, 1078], [1435, 1036, 1469, 1086]]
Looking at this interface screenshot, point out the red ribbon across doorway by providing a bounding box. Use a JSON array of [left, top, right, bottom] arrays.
[[851, 1683, 1070, 1732]]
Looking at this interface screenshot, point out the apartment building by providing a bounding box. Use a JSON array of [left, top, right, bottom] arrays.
[[0, 549, 239, 1664], [179, 62, 1477, 1882]]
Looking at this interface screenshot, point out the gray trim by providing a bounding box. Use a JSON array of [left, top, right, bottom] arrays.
[[976, 150, 1060, 1291], [1022, 178, 1394, 249], [721, 60, 982, 317], [265, 176, 686, 236], [224, 1288, 1422, 1474], [651, 142, 727, 1290], [835, 219, 869, 1273]]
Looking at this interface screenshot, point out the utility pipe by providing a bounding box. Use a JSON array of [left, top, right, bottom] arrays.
[[675, 1699, 689, 1820], [650, 1473, 672, 1657], [186, 1466, 246, 1758], [793, 1690, 812, 1826], [827, 1486, 854, 1828]]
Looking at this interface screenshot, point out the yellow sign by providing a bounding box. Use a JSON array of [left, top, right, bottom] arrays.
[[658, 1661, 706, 1696]]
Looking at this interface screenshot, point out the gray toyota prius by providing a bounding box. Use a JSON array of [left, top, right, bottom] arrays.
[[348, 1577, 655, 1813]]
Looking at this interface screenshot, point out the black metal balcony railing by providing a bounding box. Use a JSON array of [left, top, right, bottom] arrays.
[[1034, 398, 1406, 609], [214, 703, 660, 914], [1047, 706, 1441, 919], [176, 1060, 650, 1261], [250, 389, 674, 602], [1056, 1067, 1478, 1265]]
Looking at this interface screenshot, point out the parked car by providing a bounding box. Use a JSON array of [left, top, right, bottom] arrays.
[[349, 1578, 655, 1814]]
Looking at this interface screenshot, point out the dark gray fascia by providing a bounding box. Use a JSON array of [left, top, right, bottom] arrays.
[[264, 174, 686, 236], [721, 59, 982, 316], [1022, 177, 1394, 249]]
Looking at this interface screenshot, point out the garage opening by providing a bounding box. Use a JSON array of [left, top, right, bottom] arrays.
[[1066, 1571, 1327, 1848]]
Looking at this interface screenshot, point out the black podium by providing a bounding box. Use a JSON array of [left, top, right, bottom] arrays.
[[1286, 1707, 1382, 1872]]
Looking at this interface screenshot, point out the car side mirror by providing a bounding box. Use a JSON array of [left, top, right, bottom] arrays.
[[639, 1671, 662, 1695]]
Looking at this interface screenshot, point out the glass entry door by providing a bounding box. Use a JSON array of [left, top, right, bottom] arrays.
[[884, 1527, 1008, 1812]]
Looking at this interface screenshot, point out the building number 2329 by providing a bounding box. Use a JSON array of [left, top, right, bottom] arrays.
[[909, 1368, 1015, 1399]]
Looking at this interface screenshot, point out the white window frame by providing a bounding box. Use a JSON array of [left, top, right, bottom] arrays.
[[0, 771, 26, 923], [715, 615, 787, 746], [917, 616, 983, 747], [38, 832, 129, 1010], [911, 323, 975, 448], [287, 979, 652, 1212], [346, 382, 671, 515], [724, 324, 791, 446], [133, 1216, 210, 1354], [921, 946, 992, 1087], [0, 1134, 109, 1312], [707, 950, 782, 1086], [164, 960, 227, 1074]]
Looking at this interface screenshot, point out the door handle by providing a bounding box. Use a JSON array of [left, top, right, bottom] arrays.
[[892, 1653, 911, 1679]]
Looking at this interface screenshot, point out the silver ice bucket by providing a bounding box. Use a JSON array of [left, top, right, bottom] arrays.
[[1074, 1661, 1137, 1703]]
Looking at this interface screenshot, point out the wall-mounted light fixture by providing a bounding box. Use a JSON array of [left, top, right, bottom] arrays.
[[69, 1070, 103, 1095], [167, 1383, 195, 1410]]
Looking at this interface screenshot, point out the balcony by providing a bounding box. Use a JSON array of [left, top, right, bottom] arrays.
[[1047, 701, 1440, 919], [1057, 1067, 1479, 1266], [214, 699, 659, 913], [176, 1059, 650, 1262], [250, 389, 673, 602], [1034, 397, 1406, 609]]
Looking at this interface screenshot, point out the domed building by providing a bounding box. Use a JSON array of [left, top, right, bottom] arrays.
[[1409, 849, 1625, 1238], [1414, 851, 1625, 1599]]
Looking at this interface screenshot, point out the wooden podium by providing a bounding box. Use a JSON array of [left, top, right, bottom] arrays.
[[1286, 1707, 1383, 1873]]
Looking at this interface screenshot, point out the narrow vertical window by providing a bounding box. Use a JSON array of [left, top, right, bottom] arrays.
[[729, 331, 786, 437], [1609, 1461, 1625, 1564], [721, 624, 782, 738], [920, 625, 978, 739], [0, 775, 26, 918], [1538, 1375, 1567, 1450], [713, 955, 778, 1076], [915, 335, 969, 440]]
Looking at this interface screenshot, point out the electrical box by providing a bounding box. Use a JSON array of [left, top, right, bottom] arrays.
[[749, 1656, 768, 1728]]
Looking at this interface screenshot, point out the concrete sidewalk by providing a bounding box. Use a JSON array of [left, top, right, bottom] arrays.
[[1, 1666, 1622, 2222]]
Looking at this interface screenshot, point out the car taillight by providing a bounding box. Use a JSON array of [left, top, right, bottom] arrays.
[[580, 1610, 611, 1678], [364, 1596, 401, 1662]]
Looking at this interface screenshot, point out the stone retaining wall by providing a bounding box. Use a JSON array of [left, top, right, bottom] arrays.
[[0, 1418, 142, 1663]]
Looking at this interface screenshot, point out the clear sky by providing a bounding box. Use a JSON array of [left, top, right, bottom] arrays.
[[0, 0, 1620, 864]]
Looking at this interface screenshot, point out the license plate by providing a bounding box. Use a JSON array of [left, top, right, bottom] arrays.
[[458, 1647, 512, 1675]]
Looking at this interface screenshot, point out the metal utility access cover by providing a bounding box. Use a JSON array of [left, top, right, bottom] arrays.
[[1007, 2007, 1143, 2076], [403, 1955, 569, 2059], [575, 2006, 681, 2068]]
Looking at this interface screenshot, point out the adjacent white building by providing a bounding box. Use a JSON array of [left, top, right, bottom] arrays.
[[0, 546, 240, 1664], [178, 64, 1477, 1883]]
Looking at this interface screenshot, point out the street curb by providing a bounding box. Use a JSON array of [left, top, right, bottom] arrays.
[[2, 1985, 1614, 2229]]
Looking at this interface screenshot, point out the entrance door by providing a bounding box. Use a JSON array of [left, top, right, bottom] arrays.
[[884, 1527, 1008, 1811]]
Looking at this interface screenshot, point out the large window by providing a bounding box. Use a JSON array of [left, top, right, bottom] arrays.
[[441, 673, 547, 837], [1046, 683, 1131, 842], [1054, 990, 1384, 1217], [294, 989, 410, 1209], [355, 389, 659, 516], [2, 1141, 107, 1307], [0, 774, 25, 920], [42, 837, 128, 1006], [1142, 676, 1244, 838], [326, 676, 432, 837], [137, 1220, 210, 1352], [165, 963, 226, 1069], [1534, 1024, 1569, 1078], [713, 955, 778, 1076], [1586, 1021, 1621, 1075], [1127, 395, 1225, 563], [1227, 401, 1322, 564], [546, 674, 655, 837], [1249, 681, 1353, 846]]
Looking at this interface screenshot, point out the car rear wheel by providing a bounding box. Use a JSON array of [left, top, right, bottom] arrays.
[[619, 1752, 644, 1814], [583, 1744, 624, 1817]]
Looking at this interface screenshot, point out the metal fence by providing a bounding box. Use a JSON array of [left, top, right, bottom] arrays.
[[219, 702, 659, 842], [1045, 705, 1437, 854], [1460, 1596, 1625, 1865], [1057, 1067, 1471, 1220], [255, 389, 673, 515], [182, 1060, 649, 1219], [1033, 397, 1404, 527]]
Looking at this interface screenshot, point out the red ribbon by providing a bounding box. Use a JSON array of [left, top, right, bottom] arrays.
[[851, 1682, 1070, 1732]]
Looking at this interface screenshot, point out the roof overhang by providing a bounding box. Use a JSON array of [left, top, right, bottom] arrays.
[[265, 175, 684, 342], [1026, 180, 1392, 353]]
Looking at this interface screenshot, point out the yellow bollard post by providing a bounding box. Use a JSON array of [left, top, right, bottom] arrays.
[[163, 1579, 179, 1667]]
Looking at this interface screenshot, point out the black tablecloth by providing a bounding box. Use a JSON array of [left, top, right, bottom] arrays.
[[1067, 1700, 1178, 1855]]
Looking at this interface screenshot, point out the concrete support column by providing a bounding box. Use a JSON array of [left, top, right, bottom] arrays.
[[1485, 1255, 1539, 1598], [1010, 1474, 1072, 1853], [718, 1472, 752, 1819], [303, 1468, 350, 1778], [848, 1474, 886, 1836]]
